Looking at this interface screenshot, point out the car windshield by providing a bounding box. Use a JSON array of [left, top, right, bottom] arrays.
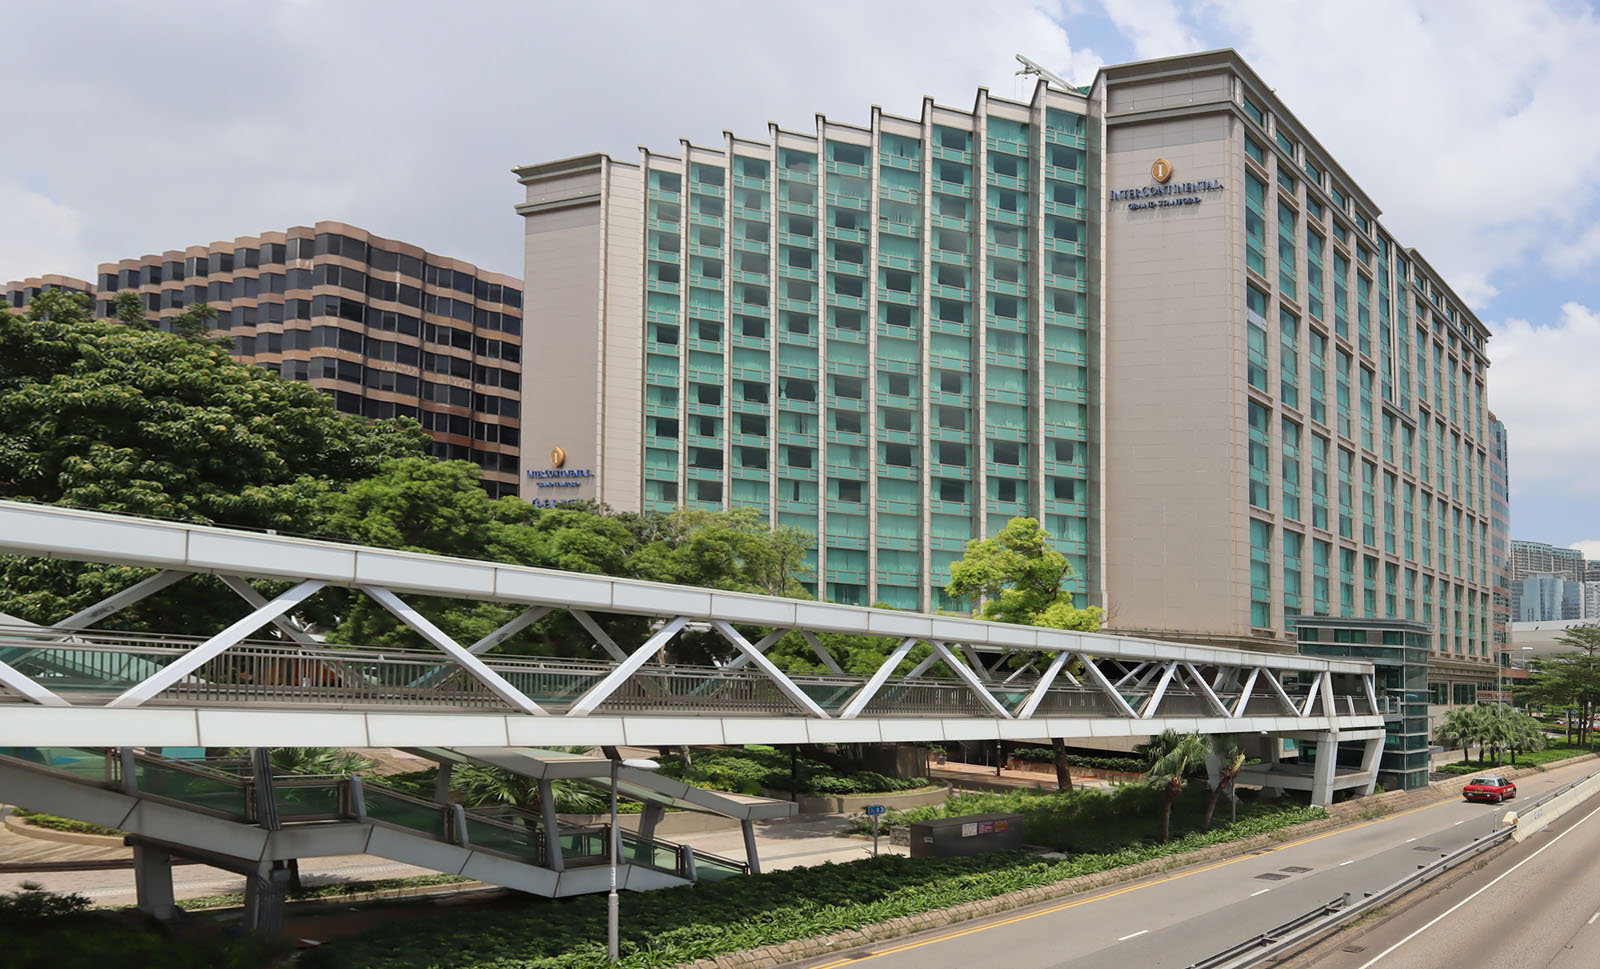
[[1469, 778, 1493, 786]]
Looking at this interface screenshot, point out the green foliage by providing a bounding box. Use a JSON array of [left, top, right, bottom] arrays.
[[172, 873, 470, 911], [1521, 626, 1600, 748], [1143, 729, 1212, 842], [1, 882, 283, 969], [377, 764, 608, 814], [659, 746, 930, 796], [1434, 706, 1549, 766], [946, 517, 1102, 631], [1435, 739, 1585, 775], [302, 805, 1321, 969], [1005, 748, 1146, 773], [11, 809, 122, 837]]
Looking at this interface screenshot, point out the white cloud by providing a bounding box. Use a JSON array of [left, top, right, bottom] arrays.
[[0, 0, 1101, 283], [1545, 223, 1600, 278], [1101, 0, 1201, 60], [1488, 302, 1600, 495], [0, 177, 90, 285], [1199, 0, 1600, 309], [1570, 540, 1600, 561]]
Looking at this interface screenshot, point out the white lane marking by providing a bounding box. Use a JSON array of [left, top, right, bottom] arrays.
[[1250, 888, 1271, 897], [1454, 820, 1466, 826], [1589, 912, 1599, 926], [1117, 930, 1149, 941], [1339, 859, 1354, 866], [1404, 837, 1417, 842], [1355, 800, 1600, 969]]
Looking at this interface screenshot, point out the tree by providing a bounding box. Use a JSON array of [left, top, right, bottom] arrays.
[[946, 517, 1103, 631], [1143, 729, 1209, 842], [1050, 737, 1073, 793], [0, 292, 429, 632], [1521, 625, 1600, 749], [1435, 705, 1487, 763], [1200, 741, 1245, 832]]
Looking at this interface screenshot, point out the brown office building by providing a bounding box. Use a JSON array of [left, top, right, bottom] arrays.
[[4, 274, 95, 310], [88, 222, 524, 497]]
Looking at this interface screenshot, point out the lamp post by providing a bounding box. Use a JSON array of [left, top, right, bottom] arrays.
[[609, 756, 659, 963]]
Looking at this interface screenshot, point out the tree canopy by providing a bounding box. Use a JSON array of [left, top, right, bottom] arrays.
[[946, 517, 1103, 631]]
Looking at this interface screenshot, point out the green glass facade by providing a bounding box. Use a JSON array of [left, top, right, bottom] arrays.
[[637, 95, 1093, 611]]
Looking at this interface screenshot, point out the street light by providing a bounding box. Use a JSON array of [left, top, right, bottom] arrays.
[[609, 756, 659, 963]]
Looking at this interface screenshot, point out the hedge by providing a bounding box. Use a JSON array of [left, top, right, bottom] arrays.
[[661, 746, 929, 796]]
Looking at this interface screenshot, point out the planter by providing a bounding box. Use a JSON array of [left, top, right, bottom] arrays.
[[760, 785, 951, 816], [556, 811, 741, 835], [3, 813, 126, 847]]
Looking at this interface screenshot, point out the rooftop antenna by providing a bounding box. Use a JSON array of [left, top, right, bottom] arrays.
[[1015, 54, 1072, 91]]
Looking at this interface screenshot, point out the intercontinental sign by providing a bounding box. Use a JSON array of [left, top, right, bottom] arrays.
[[1109, 157, 1224, 211]]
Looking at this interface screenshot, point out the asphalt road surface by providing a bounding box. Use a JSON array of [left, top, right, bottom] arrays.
[[1302, 785, 1600, 969], [787, 760, 1600, 969]]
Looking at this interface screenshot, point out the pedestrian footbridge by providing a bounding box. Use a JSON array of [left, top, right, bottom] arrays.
[[0, 744, 756, 930], [0, 500, 1387, 753]]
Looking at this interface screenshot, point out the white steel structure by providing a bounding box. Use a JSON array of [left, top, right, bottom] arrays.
[[0, 500, 1383, 783]]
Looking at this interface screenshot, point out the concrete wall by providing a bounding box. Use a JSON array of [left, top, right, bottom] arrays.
[[1101, 109, 1249, 639]]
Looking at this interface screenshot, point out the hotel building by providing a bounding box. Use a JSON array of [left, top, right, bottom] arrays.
[[519, 50, 1495, 688]]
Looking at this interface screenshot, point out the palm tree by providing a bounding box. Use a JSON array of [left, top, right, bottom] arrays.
[[263, 747, 376, 776], [1434, 706, 1487, 763], [1143, 729, 1210, 842], [1200, 741, 1246, 833]]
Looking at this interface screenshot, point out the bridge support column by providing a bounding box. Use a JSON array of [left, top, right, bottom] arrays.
[[537, 780, 564, 871], [740, 818, 761, 875], [1358, 734, 1384, 796], [434, 761, 453, 803], [132, 843, 175, 920], [634, 804, 666, 863], [1259, 735, 1284, 799], [1309, 732, 1339, 808], [244, 862, 290, 935]]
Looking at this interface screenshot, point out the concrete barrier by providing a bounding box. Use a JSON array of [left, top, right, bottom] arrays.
[[1512, 765, 1600, 842]]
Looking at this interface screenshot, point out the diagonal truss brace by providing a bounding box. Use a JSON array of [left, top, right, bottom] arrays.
[[569, 609, 630, 662], [929, 640, 1012, 719], [839, 637, 918, 719], [362, 586, 545, 716], [0, 656, 69, 706], [1182, 662, 1233, 718], [471, 606, 552, 655], [1299, 672, 1326, 717], [107, 580, 326, 708], [1077, 653, 1141, 719], [798, 630, 845, 675], [710, 621, 829, 718], [566, 617, 690, 717], [1261, 668, 1302, 716], [55, 569, 194, 631], [721, 630, 792, 671], [1139, 662, 1180, 718], [1231, 667, 1262, 718], [1015, 649, 1072, 719]]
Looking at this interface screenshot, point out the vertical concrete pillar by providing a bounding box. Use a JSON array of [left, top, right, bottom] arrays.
[[434, 761, 454, 803], [740, 818, 761, 875], [1260, 734, 1284, 799], [1358, 735, 1384, 795], [538, 779, 564, 871], [132, 844, 175, 920], [1310, 732, 1340, 807], [243, 862, 289, 935]]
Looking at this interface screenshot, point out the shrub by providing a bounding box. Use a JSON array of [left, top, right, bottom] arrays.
[[660, 747, 930, 796], [11, 810, 123, 837]]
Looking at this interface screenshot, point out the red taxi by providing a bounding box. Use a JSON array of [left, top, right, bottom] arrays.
[[1462, 775, 1516, 803]]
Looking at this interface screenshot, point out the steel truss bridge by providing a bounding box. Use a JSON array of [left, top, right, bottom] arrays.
[[0, 500, 1386, 759]]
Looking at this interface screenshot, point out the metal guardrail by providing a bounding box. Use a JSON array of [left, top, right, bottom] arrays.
[[1187, 763, 1600, 969], [0, 624, 1378, 720]]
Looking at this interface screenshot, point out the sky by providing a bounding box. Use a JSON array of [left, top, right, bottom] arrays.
[[3, 0, 1598, 550]]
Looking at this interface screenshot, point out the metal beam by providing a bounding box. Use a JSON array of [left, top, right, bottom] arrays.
[[1263, 669, 1302, 716], [1300, 672, 1326, 717], [710, 621, 829, 718], [1076, 654, 1140, 719], [721, 629, 790, 671], [798, 630, 844, 676], [929, 640, 1011, 718], [470, 606, 552, 655], [569, 609, 630, 662], [219, 576, 318, 645], [107, 580, 327, 708], [1140, 662, 1179, 719], [1231, 667, 1261, 718], [566, 617, 689, 717], [362, 586, 545, 717], [1183, 662, 1232, 718], [55, 569, 193, 631], [1016, 649, 1071, 719], [0, 656, 69, 706], [1114, 662, 1150, 688], [1363, 673, 1380, 716], [839, 637, 918, 719]]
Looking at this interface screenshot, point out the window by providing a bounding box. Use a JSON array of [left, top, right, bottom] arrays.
[[1280, 307, 1299, 409], [1245, 173, 1267, 276], [1250, 519, 1272, 627], [1246, 284, 1269, 393], [1248, 400, 1271, 510], [1282, 418, 1301, 521]]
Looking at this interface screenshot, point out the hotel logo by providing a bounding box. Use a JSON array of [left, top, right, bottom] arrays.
[[550, 446, 566, 468], [1151, 157, 1173, 183]]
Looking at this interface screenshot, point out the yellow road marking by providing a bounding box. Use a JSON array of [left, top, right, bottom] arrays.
[[806, 799, 1452, 969]]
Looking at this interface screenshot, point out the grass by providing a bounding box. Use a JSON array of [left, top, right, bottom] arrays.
[[301, 802, 1324, 969], [161, 873, 472, 912], [853, 781, 1305, 853], [1435, 741, 1594, 775], [9, 809, 123, 837]]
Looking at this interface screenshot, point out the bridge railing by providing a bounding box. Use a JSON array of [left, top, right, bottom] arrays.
[[0, 625, 1380, 721]]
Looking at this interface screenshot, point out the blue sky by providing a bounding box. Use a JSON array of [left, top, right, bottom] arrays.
[[2, 0, 1597, 551]]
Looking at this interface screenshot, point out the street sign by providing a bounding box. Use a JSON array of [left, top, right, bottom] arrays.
[[864, 804, 886, 816]]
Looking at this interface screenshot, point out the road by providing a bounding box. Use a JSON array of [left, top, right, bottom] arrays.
[[789, 760, 1599, 969], [1302, 785, 1600, 969]]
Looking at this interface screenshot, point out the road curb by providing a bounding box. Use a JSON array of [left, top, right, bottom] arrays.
[[2, 813, 126, 848]]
